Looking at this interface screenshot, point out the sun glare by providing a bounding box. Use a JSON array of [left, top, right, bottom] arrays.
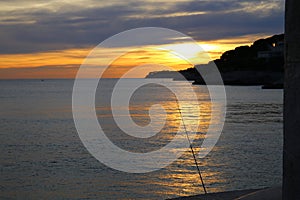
[[0, 34, 268, 79]]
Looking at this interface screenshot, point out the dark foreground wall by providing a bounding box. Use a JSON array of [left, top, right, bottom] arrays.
[[283, 0, 300, 199]]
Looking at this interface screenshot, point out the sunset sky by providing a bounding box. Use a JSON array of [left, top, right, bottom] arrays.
[[0, 0, 284, 79]]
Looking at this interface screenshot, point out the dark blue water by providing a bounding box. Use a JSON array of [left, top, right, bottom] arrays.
[[0, 79, 283, 199]]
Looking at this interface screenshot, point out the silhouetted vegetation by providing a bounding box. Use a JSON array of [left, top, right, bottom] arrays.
[[146, 34, 284, 86], [215, 34, 284, 72]]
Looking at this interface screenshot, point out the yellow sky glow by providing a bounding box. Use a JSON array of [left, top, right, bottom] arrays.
[[0, 34, 269, 79]]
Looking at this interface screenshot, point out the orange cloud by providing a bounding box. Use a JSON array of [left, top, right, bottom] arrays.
[[0, 34, 267, 79], [0, 48, 91, 69], [102, 48, 194, 78]]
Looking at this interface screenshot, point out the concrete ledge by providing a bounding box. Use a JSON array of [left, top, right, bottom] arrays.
[[235, 187, 282, 200], [167, 189, 262, 200], [168, 187, 282, 200]]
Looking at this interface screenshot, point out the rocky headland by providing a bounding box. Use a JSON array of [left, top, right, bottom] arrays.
[[146, 34, 284, 87]]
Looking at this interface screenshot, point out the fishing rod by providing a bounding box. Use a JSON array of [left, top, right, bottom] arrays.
[[175, 99, 207, 194]]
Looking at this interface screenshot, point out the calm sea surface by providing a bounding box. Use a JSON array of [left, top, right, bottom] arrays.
[[0, 79, 283, 199]]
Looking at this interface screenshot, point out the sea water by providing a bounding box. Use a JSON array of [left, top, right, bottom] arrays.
[[0, 79, 283, 199]]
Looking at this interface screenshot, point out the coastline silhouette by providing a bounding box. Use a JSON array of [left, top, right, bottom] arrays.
[[146, 34, 284, 87]]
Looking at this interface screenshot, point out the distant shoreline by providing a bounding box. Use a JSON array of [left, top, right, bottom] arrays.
[[146, 34, 284, 89], [0, 78, 284, 89]]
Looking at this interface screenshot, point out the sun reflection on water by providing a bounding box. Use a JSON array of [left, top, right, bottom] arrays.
[[95, 80, 227, 198]]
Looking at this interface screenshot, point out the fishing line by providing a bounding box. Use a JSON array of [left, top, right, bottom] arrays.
[[175, 98, 207, 194]]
